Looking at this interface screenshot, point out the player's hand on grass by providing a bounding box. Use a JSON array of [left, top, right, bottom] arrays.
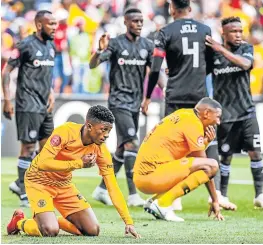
[[47, 91, 55, 113], [99, 33, 110, 51], [208, 202, 225, 221], [81, 154, 97, 168], [125, 225, 141, 239], [141, 98, 151, 116], [3, 100, 14, 120], [205, 35, 223, 52], [205, 125, 216, 142]]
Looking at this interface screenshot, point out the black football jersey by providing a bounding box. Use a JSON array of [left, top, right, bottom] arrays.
[[99, 34, 154, 112], [154, 18, 212, 104], [212, 43, 255, 122], [8, 34, 55, 113]]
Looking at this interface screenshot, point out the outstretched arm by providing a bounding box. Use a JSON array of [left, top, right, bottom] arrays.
[[103, 174, 141, 238]]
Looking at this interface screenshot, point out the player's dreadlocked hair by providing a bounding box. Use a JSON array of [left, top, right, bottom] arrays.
[[86, 105, 115, 124], [171, 0, 190, 9], [124, 8, 142, 16], [35, 10, 52, 23], [197, 97, 222, 110], [222, 17, 241, 26]]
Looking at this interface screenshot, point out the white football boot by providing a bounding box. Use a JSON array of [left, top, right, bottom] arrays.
[[254, 193, 263, 209], [144, 198, 184, 222], [92, 186, 113, 206], [127, 193, 145, 207]]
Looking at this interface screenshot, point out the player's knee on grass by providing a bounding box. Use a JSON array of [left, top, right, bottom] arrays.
[[79, 223, 100, 236], [39, 223, 59, 237]]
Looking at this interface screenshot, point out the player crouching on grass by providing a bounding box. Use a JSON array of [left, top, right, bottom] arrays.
[[134, 97, 225, 222], [7, 105, 140, 238]]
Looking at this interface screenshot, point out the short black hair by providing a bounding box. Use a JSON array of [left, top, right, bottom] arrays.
[[222, 16, 241, 26], [171, 0, 190, 9], [197, 97, 222, 110], [86, 105, 115, 124], [35, 10, 52, 23], [124, 8, 142, 16]]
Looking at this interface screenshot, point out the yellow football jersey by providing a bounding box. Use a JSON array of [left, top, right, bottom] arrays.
[[26, 122, 113, 187], [134, 109, 205, 175]]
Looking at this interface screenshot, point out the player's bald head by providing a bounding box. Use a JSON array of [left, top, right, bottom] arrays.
[[195, 97, 222, 111]]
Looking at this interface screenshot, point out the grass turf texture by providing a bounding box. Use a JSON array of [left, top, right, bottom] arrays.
[[1, 156, 263, 244]]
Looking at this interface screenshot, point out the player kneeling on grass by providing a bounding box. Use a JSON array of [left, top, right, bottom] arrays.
[[134, 97, 224, 222], [7, 105, 140, 238]]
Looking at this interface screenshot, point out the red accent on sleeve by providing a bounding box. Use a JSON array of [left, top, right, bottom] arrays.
[[153, 48, 166, 58]]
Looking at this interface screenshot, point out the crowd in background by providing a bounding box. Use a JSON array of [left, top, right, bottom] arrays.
[[1, 0, 263, 100]]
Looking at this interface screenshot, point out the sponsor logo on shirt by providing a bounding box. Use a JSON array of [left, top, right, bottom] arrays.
[[33, 59, 55, 67], [117, 58, 146, 66], [36, 50, 43, 56], [213, 66, 242, 75], [121, 50, 129, 56]]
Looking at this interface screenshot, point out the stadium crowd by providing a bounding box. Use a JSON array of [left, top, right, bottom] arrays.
[[1, 0, 263, 99]]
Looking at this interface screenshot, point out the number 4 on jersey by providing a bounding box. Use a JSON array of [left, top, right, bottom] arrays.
[[182, 37, 199, 68]]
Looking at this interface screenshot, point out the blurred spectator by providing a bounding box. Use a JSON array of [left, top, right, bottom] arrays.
[[1, 0, 262, 96], [53, 8, 72, 93], [69, 19, 92, 93], [249, 27, 263, 102]]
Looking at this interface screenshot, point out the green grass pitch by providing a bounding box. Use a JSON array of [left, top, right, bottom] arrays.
[[1, 156, 263, 244]]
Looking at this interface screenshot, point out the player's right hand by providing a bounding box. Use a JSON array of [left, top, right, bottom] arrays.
[[3, 100, 14, 120], [98, 33, 110, 51], [141, 98, 151, 116], [205, 125, 216, 142], [125, 225, 141, 239], [81, 153, 97, 168], [208, 202, 225, 221]]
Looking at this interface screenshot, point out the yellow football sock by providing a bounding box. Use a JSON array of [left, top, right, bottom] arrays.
[[57, 216, 81, 235], [17, 219, 42, 236], [158, 170, 209, 207]]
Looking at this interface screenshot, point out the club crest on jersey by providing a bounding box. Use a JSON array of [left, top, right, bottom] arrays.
[[50, 48, 55, 58], [197, 136, 204, 146], [50, 135, 61, 147], [139, 49, 148, 59], [38, 199, 46, 207], [10, 48, 20, 59]]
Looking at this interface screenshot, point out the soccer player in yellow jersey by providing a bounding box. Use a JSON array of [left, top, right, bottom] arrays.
[[7, 105, 140, 238], [134, 97, 224, 222]]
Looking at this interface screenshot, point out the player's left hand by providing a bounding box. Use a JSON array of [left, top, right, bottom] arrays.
[[208, 202, 225, 221], [47, 91, 55, 113], [125, 225, 141, 239], [204, 125, 216, 143], [205, 35, 223, 52]]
